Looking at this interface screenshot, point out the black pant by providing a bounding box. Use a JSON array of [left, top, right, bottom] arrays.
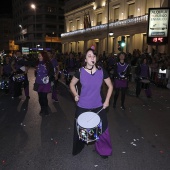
[[136, 78, 142, 96], [113, 88, 126, 106], [23, 74, 29, 89], [13, 81, 22, 97], [38, 92, 48, 108]]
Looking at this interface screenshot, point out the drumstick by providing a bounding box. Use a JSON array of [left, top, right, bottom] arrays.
[[75, 85, 78, 94], [87, 108, 104, 122], [96, 108, 104, 115]]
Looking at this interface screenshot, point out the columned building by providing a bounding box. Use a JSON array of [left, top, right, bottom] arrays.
[[61, 0, 169, 55]]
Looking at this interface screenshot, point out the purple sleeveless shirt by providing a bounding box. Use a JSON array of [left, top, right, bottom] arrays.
[[77, 68, 103, 109], [140, 64, 149, 78], [35, 61, 51, 93]]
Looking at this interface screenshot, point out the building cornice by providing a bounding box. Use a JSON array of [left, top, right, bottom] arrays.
[[61, 15, 148, 38]]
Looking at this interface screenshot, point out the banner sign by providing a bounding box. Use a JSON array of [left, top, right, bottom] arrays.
[[22, 47, 29, 54], [147, 8, 170, 44]]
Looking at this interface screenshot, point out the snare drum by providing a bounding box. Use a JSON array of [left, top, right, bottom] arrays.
[[0, 78, 9, 89], [141, 79, 150, 89], [76, 112, 102, 144], [12, 73, 25, 82]]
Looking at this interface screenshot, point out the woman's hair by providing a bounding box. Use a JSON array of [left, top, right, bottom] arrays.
[[83, 48, 101, 69], [140, 57, 148, 64], [117, 52, 127, 62], [2, 54, 10, 65], [36, 51, 51, 72]]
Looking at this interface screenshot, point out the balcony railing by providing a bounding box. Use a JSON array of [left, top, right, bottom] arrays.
[[61, 15, 148, 38]]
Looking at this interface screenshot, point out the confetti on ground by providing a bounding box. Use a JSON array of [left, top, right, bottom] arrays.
[[160, 150, 164, 154], [94, 165, 98, 167], [20, 123, 26, 126], [141, 137, 144, 139], [155, 134, 158, 136], [51, 138, 53, 141], [2, 160, 6, 164], [122, 151, 126, 153]]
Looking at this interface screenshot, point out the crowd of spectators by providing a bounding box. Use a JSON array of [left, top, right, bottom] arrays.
[[1, 49, 170, 88]]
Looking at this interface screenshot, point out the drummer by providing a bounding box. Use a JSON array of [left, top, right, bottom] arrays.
[[11, 51, 30, 99], [0, 54, 13, 94], [135, 57, 152, 98], [70, 47, 113, 158]]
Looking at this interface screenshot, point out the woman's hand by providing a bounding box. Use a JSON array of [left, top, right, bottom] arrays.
[[75, 95, 79, 102], [103, 101, 109, 109]]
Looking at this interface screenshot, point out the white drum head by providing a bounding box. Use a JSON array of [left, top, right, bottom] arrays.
[[77, 112, 100, 129]]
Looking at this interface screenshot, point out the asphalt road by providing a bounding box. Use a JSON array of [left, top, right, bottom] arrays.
[[0, 68, 170, 170]]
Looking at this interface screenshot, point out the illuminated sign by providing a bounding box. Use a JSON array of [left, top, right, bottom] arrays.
[[147, 8, 169, 44], [147, 37, 168, 44], [22, 47, 29, 54]]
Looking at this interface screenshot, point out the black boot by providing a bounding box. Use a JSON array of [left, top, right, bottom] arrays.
[[120, 105, 125, 110], [44, 106, 49, 116], [39, 107, 44, 116]]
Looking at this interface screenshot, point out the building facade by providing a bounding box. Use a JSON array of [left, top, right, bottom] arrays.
[[0, 14, 16, 52], [61, 0, 170, 55], [12, 0, 65, 53]]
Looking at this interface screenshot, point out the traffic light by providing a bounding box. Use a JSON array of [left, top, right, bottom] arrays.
[[121, 36, 126, 47], [118, 41, 121, 51]]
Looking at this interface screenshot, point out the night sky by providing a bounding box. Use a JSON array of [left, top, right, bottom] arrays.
[[0, 0, 12, 14]]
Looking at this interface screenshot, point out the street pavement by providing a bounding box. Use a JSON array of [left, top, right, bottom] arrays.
[[0, 68, 170, 170]]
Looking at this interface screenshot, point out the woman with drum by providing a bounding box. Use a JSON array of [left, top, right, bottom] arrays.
[[112, 52, 131, 110], [34, 51, 54, 116], [135, 57, 152, 98], [0, 55, 12, 94], [10, 52, 27, 98], [70, 48, 113, 158]]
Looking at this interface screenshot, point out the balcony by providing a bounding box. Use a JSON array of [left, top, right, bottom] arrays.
[[61, 15, 148, 38]]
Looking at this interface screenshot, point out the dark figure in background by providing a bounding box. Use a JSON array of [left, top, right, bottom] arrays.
[[65, 52, 76, 72], [34, 51, 54, 116], [0, 55, 13, 94], [10, 52, 29, 98], [70, 48, 113, 158], [135, 57, 152, 98], [48, 51, 59, 102], [17, 55, 30, 99], [113, 52, 131, 110]]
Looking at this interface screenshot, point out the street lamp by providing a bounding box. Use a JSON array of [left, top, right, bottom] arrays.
[[19, 25, 24, 50], [31, 4, 36, 50], [36, 44, 40, 51], [109, 32, 114, 36], [51, 32, 55, 50], [106, 0, 110, 54]]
